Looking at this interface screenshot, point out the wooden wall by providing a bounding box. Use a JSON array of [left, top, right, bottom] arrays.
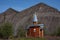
[[27, 26, 43, 37]]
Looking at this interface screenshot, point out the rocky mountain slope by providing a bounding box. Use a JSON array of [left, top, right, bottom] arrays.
[[0, 3, 60, 36]]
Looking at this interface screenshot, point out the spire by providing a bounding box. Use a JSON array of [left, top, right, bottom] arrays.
[[33, 12, 38, 24]]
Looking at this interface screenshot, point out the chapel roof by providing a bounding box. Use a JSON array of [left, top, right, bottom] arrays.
[[26, 24, 44, 29]]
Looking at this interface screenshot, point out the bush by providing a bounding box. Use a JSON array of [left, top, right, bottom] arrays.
[[56, 27, 60, 36], [17, 27, 26, 37], [0, 22, 13, 39], [50, 27, 60, 36]]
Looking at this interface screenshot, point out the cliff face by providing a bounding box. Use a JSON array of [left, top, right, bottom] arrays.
[[0, 3, 60, 35]]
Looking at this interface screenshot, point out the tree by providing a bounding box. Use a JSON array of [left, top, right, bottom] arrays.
[[0, 22, 13, 39]]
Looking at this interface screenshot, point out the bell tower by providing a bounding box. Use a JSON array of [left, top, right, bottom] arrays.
[[33, 13, 38, 25]]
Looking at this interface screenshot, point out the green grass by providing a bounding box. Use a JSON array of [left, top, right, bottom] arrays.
[[9, 37, 46, 40]]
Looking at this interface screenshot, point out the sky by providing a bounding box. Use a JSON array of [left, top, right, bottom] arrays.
[[0, 0, 60, 13]]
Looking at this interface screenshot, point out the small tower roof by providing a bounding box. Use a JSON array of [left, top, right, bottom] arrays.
[[33, 12, 38, 22]]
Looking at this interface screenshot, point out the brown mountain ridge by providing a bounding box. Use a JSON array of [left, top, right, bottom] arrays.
[[0, 3, 60, 36]]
